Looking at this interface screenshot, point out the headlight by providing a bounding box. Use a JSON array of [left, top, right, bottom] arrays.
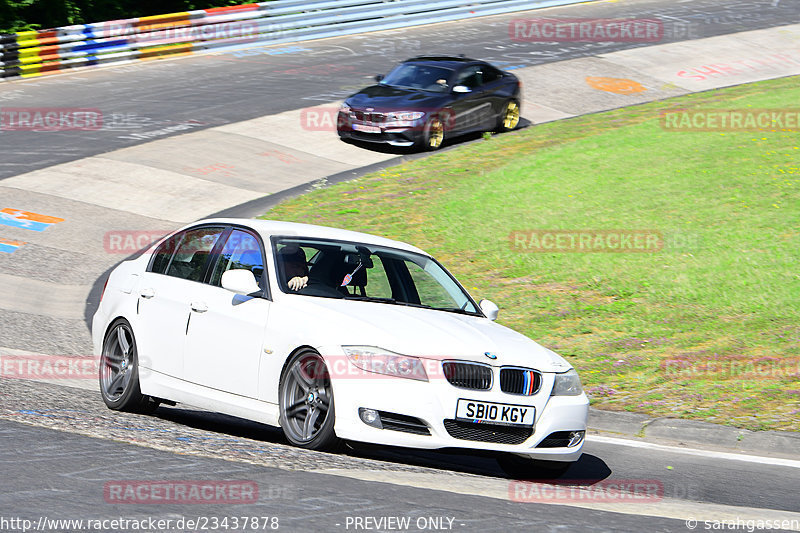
[[343, 346, 428, 381], [551, 368, 583, 396], [387, 111, 425, 122], [339, 103, 351, 114]]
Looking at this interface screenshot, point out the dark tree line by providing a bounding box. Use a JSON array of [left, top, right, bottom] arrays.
[[1, 0, 248, 33]]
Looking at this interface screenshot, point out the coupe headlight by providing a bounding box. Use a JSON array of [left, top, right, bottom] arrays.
[[339, 103, 351, 115], [343, 346, 428, 381], [551, 368, 583, 396], [387, 111, 425, 122]]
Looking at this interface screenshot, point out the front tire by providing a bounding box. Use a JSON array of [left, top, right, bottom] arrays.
[[497, 99, 521, 132], [497, 454, 572, 480], [99, 319, 159, 414], [279, 349, 339, 450], [420, 116, 445, 151]]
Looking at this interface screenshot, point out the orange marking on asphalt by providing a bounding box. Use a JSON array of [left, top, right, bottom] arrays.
[[0, 208, 65, 224], [586, 76, 647, 94]]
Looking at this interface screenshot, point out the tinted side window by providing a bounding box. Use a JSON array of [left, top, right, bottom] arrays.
[[456, 66, 482, 89], [210, 230, 265, 287], [481, 65, 503, 84], [165, 227, 224, 282], [150, 233, 182, 274]]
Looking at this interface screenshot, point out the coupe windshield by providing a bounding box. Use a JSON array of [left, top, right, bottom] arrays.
[[273, 237, 479, 315], [379, 64, 453, 93]]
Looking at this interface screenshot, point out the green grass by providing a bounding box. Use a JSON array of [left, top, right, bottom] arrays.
[[263, 76, 800, 431]]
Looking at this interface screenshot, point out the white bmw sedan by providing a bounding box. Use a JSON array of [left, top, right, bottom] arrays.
[[93, 219, 589, 477]]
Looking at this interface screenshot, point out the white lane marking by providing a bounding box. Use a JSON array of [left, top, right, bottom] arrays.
[[315, 469, 800, 529], [587, 435, 800, 469]]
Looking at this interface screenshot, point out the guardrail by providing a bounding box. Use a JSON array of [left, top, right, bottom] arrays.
[[0, 0, 584, 80]]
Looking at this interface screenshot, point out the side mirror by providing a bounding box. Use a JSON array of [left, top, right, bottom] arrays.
[[221, 269, 260, 296], [375, 74, 384, 82], [452, 85, 471, 94], [479, 299, 499, 321]]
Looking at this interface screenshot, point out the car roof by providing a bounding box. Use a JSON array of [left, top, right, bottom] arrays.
[[192, 218, 428, 256], [402, 56, 484, 69]]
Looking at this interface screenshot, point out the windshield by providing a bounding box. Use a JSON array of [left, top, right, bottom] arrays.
[[272, 237, 479, 315], [379, 64, 453, 93]]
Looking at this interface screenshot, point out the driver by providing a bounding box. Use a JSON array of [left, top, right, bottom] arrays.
[[279, 246, 309, 291]]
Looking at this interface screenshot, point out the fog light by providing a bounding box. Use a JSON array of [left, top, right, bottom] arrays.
[[359, 408, 382, 429], [568, 430, 585, 447]]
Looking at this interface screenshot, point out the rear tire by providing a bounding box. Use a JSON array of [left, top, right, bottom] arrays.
[[99, 319, 159, 414], [279, 349, 340, 451], [496, 454, 572, 480]]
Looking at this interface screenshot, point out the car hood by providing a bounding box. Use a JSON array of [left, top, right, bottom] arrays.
[[345, 84, 447, 111], [284, 296, 572, 373]]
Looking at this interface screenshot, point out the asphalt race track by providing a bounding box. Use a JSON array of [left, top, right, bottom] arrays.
[[1, 0, 800, 531], [2, 380, 800, 532]]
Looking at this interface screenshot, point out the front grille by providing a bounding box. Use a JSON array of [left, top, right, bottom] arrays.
[[500, 367, 542, 396], [443, 419, 533, 445], [353, 110, 386, 124], [442, 361, 492, 390], [379, 411, 430, 435], [536, 431, 574, 448]]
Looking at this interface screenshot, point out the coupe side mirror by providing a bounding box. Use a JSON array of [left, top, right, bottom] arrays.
[[221, 269, 261, 296], [452, 85, 471, 94], [375, 74, 384, 82], [479, 299, 499, 321]]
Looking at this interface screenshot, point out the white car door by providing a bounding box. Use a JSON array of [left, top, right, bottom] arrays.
[[135, 226, 226, 378], [182, 228, 270, 399]]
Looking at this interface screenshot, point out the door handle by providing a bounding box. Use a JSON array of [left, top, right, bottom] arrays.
[[140, 288, 155, 299], [190, 301, 208, 313]]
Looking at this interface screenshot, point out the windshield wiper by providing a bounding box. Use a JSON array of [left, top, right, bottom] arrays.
[[344, 297, 475, 315], [345, 295, 397, 303], [438, 307, 477, 315]]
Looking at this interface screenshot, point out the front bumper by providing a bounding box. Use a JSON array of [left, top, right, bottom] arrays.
[[328, 357, 589, 462], [337, 111, 424, 147]]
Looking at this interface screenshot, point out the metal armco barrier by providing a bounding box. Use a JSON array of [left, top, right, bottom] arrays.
[[0, 0, 584, 80]]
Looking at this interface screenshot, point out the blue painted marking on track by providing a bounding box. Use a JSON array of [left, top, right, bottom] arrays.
[[0, 242, 22, 253], [0, 213, 50, 231]]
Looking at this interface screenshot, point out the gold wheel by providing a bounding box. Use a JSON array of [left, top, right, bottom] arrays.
[[426, 118, 444, 149], [502, 101, 520, 131]]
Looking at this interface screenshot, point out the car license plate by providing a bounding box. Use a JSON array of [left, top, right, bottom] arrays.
[[353, 124, 381, 133], [456, 399, 534, 427]]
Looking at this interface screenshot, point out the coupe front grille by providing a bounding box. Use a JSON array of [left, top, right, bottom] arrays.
[[499, 367, 542, 396], [443, 419, 533, 445], [353, 110, 386, 124], [442, 361, 492, 390]]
